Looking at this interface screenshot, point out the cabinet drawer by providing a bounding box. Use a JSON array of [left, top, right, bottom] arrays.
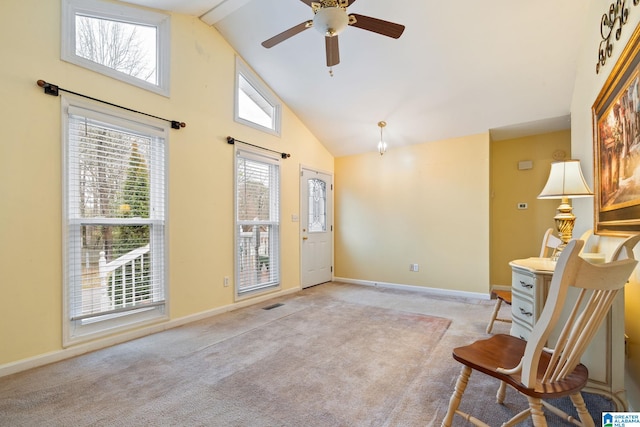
[[512, 271, 535, 297], [511, 318, 531, 341], [511, 293, 535, 327]]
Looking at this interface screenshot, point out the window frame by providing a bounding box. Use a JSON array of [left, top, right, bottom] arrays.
[[234, 57, 282, 136], [61, 0, 171, 97], [61, 94, 169, 346], [234, 145, 281, 299]]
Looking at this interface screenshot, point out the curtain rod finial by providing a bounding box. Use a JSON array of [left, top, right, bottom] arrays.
[[37, 79, 58, 96], [227, 136, 235, 144]]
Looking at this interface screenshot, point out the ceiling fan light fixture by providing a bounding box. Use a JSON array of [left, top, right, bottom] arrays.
[[261, 0, 405, 73], [313, 7, 349, 36]]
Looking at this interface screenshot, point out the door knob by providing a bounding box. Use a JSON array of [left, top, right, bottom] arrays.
[[302, 236, 308, 240]]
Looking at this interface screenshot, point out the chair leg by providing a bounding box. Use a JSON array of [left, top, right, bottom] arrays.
[[441, 365, 472, 427], [527, 396, 548, 427], [487, 299, 502, 333], [570, 393, 595, 427], [496, 380, 507, 403]]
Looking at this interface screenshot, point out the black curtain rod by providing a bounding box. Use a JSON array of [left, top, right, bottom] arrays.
[[36, 80, 186, 130], [227, 136, 291, 159]]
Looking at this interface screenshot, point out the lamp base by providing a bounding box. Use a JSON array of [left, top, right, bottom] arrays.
[[551, 241, 567, 262], [550, 197, 575, 261]]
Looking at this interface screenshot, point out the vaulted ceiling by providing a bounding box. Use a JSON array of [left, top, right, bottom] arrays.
[[121, 0, 589, 156]]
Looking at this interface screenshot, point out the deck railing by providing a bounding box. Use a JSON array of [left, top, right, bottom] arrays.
[[99, 244, 151, 310]]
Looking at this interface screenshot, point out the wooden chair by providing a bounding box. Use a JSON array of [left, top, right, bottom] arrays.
[[539, 228, 561, 258], [485, 289, 512, 334], [486, 228, 560, 334], [443, 236, 639, 427]]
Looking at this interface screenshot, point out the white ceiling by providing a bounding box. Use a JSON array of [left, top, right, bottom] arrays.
[[121, 0, 589, 157]]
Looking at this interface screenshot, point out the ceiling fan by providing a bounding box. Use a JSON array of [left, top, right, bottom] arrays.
[[261, 0, 405, 73]]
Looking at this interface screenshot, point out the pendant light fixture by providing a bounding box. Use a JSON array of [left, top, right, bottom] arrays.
[[377, 121, 387, 155]]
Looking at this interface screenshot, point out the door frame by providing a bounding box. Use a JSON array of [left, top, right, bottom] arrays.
[[299, 165, 334, 288]]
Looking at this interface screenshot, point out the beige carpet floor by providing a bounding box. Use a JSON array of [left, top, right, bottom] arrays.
[[0, 282, 613, 426]]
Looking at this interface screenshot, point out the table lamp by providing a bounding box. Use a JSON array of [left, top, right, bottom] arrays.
[[537, 160, 593, 260]]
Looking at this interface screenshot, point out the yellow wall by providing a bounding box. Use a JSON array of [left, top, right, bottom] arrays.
[[5, 0, 640, 407], [0, 1, 333, 367], [570, 0, 640, 408], [335, 133, 490, 295], [490, 131, 572, 286]]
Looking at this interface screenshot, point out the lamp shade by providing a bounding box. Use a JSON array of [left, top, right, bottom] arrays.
[[538, 160, 593, 199]]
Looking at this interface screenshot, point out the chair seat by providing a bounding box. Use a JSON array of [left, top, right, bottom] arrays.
[[452, 334, 588, 399], [491, 290, 512, 305]]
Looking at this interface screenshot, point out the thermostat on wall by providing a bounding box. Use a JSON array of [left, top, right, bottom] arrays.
[[518, 160, 533, 170]]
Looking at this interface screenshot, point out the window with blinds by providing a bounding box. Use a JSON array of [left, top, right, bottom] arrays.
[[235, 147, 280, 296], [63, 97, 167, 344]]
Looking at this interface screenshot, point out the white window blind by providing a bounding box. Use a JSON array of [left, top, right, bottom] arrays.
[[235, 147, 280, 295], [65, 103, 166, 332]]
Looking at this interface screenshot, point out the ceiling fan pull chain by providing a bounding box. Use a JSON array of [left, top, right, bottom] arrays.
[[329, 66, 334, 77]]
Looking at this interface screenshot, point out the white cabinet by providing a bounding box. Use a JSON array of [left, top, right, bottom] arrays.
[[509, 257, 627, 410], [509, 264, 551, 341]]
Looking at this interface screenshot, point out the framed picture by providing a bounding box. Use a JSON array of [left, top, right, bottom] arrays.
[[593, 23, 640, 235]]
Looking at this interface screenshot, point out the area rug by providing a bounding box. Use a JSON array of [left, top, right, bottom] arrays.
[[0, 297, 451, 426]]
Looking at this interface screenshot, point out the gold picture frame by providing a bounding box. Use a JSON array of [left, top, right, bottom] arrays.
[[593, 23, 640, 235]]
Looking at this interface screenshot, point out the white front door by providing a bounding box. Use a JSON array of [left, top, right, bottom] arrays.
[[300, 168, 333, 288]]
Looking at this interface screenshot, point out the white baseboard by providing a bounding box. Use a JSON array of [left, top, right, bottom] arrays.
[[333, 277, 490, 300], [0, 287, 300, 378]]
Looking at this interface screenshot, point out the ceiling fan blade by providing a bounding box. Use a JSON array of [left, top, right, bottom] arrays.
[[262, 21, 313, 48], [348, 14, 405, 39], [325, 35, 340, 67]]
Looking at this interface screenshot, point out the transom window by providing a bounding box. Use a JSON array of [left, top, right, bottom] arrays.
[[61, 0, 170, 96], [63, 95, 168, 345], [235, 57, 281, 136]]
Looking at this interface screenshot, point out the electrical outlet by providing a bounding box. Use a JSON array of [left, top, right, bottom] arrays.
[[410, 264, 419, 272], [517, 202, 528, 210], [223, 276, 229, 287]]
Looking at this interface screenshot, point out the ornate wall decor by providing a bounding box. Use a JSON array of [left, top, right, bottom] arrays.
[[592, 23, 640, 234], [597, 0, 640, 74]]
